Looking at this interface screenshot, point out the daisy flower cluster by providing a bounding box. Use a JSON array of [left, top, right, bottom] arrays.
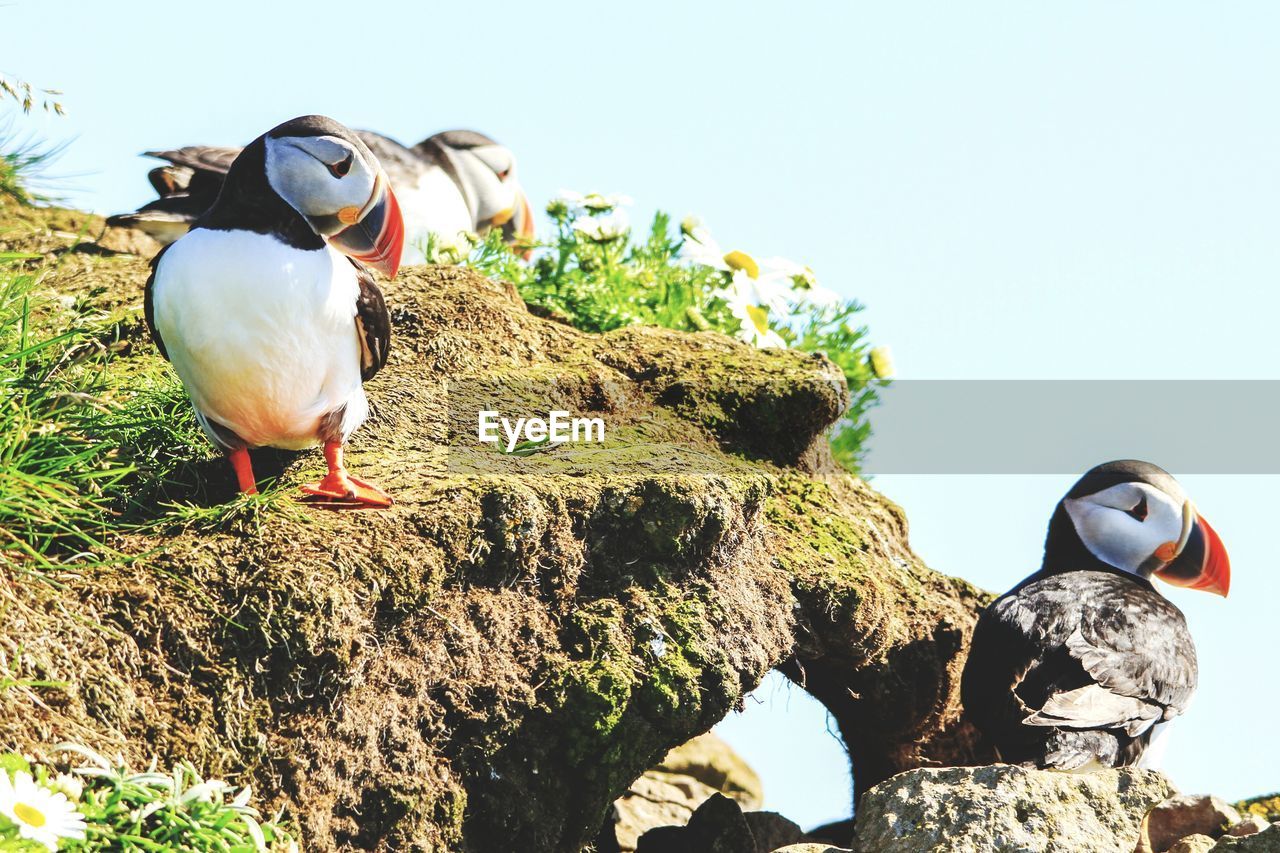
[[0, 746, 296, 851], [461, 189, 889, 471], [677, 217, 842, 349], [551, 190, 633, 243]]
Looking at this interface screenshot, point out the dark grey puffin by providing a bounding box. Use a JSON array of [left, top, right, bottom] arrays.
[[110, 129, 534, 260], [145, 115, 402, 507], [961, 460, 1230, 770]]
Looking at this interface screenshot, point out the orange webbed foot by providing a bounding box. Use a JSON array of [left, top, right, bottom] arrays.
[[299, 442, 393, 510], [300, 475, 393, 509]]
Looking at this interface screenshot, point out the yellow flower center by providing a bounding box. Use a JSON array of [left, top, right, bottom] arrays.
[[722, 250, 759, 279], [744, 304, 770, 335], [14, 801, 47, 828]]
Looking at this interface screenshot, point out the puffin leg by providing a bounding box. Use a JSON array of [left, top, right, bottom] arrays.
[[300, 441, 393, 508], [228, 447, 259, 495]]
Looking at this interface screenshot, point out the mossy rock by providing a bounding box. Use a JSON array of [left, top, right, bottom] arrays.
[[0, 208, 988, 851]]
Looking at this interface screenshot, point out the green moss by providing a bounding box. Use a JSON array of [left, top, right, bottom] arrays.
[[548, 600, 638, 761]]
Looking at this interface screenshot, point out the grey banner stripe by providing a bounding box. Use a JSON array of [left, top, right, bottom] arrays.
[[862, 380, 1279, 475]]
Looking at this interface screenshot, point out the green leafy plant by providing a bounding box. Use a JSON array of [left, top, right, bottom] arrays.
[[0, 746, 296, 851], [449, 192, 891, 470]]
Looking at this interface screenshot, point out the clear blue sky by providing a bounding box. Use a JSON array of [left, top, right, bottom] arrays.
[[6, 0, 1276, 830]]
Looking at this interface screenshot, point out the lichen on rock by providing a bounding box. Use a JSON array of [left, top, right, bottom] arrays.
[[853, 764, 1177, 853]]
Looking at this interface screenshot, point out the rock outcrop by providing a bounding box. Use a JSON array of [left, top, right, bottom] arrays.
[[0, 208, 988, 851], [1212, 825, 1280, 851], [603, 733, 764, 851], [626, 762, 1280, 853], [633, 793, 803, 853], [853, 765, 1176, 853], [1138, 794, 1244, 852], [654, 732, 763, 808]]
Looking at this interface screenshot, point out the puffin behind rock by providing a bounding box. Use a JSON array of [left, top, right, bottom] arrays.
[[145, 114, 403, 507], [961, 460, 1230, 770], [111, 128, 534, 261]]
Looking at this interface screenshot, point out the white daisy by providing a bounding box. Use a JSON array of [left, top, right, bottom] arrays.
[[46, 774, 82, 804], [572, 209, 631, 241], [754, 256, 843, 309], [0, 772, 87, 851], [714, 276, 787, 349], [426, 230, 477, 264], [727, 263, 794, 316], [555, 190, 632, 213], [678, 219, 731, 271]]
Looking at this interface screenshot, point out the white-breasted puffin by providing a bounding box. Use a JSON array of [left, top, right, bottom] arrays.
[[144, 115, 403, 507], [961, 460, 1230, 770], [110, 128, 535, 260]]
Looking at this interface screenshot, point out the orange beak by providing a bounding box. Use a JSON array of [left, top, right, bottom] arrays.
[[327, 172, 404, 278], [1155, 511, 1231, 597], [512, 190, 536, 260]]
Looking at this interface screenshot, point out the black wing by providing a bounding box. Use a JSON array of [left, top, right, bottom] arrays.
[[352, 261, 390, 381], [962, 570, 1197, 760], [143, 243, 175, 361], [108, 148, 241, 237], [353, 130, 427, 188], [1048, 572, 1196, 719], [146, 145, 242, 176]]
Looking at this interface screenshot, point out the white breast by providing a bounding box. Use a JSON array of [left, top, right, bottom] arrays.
[[1137, 720, 1174, 770], [396, 166, 474, 263], [152, 229, 367, 451]]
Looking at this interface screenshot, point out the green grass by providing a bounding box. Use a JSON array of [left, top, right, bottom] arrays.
[[0, 248, 224, 572], [160, 485, 311, 536], [0, 254, 136, 568]]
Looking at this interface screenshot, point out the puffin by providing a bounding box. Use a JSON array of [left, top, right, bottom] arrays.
[[144, 114, 403, 507], [961, 460, 1230, 770], [110, 128, 534, 261]]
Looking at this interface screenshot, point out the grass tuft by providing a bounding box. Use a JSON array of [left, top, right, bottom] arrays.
[[160, 485, 311, 536], [0, 128, 65, 206]]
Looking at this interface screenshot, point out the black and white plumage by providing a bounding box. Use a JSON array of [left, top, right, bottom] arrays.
[[144, 114, 402, 506], [961, 460, 1230, 771], [111, 128, 534, 261]]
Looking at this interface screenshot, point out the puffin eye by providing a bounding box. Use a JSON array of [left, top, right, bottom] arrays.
[[327, 152, 354, 179], [497, 168, 511, 181], [1125, 494, 1149, 522]]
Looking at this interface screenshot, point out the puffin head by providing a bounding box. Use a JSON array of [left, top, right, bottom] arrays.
[[429, 130, 535, 251], [1048, 459, 1230, 596], [262, 115, 404, 277]]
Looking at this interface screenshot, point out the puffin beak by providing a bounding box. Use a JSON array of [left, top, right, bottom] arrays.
[[504, 189, 535, 260], [516, 190, 535, 239], [1154, 504, 1231, 597], [327, 171, 404, 278]]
